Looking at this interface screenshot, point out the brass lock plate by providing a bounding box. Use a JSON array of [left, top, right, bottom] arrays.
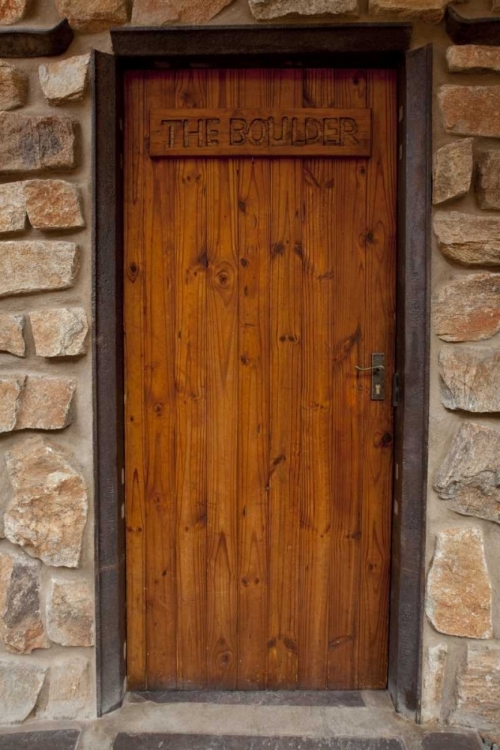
[[371, 353, 385, 401]]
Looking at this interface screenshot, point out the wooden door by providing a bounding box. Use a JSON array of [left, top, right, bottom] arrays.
[[124, 68, 397, 691]]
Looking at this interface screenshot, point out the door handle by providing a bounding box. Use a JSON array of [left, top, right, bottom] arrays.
[[355, 353, 386, 401]]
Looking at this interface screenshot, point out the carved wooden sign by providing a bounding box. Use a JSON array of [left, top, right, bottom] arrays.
[[149, 108, 372, 158]]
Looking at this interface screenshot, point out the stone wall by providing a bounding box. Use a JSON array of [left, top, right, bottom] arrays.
[[0, 0, 498, 740]]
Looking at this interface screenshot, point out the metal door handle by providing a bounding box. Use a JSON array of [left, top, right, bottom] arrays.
[[355, 353, 386, 400], [355, 364, 385, 372]]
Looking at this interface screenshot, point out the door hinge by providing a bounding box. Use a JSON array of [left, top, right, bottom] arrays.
[[392, 372, 400, 408]]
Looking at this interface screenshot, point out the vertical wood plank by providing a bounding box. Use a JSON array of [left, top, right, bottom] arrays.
[[267, 69, 303, 690], [298, 69, 336, 690], [327, 69, 368, 690], [205, 69, 240, 688], [358, 69, 397, 689], [173, 69, 209, 689], [236, 69, 272, 689]]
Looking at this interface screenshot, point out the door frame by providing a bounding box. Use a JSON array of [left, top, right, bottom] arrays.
[[92, 28, 432, 720]]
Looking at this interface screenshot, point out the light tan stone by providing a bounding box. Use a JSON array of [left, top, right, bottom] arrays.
[[16, 376, 76, 431], [47, 579, 94, 647], [0, 62, 27, 111], [24, 180, 84, 231], [0, 550, 48, 654], [433, 212, 500, 266], [39, 54, 90, 106], [426, 527, 492, 639], [55, 0, 129, 32], [452, 645, 500, 730], [447, 45, 500, 74], [421, 644, 448, 723], [249, 0, 359, 19], [4, 436, 88, 568], [0, 113, 76, 174], [476, 151, 500, 211], [30, 308, 88, 358], [0, 182, 26, 234], [435, 422, 500, 525], [0, 658, 46, 724], [133, 0, 235, 23], [0, 313, 25, 357], [44, 656, 90, 720], [433, 139, 473, 205], [439, 348, 500, 412], [0, 241, 79, 298], [434, 273, 500, 342], [440, 85, 500, 138], [0, 375, 24, 433], [0, 0, 29, 25], [369, 0, 448, 22]]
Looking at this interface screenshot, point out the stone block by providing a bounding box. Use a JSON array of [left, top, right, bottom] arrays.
[[0, 63, 27, 111], [0, 241, 79, 298], [0, 658, 46, 724], [23, 180, 84, 231], [0, 375, 76, 433], [0, 549, 48, 654], [249, 0, 359, 19], [0, 113, 76, 174], [0, 313, 25, 357], [369, 0, 448, 22], [439, 348, 500, 412], [4, 436, 88, 568], [440, 85, 500, 138], [132, 0, 235, 23], [55, 0, 129, 32], [39, 54, 90, 106], [30, 308, 88, 358], [44, 656, 90, 720], [0, 182, 26, 234], [426, 527, 492, 639], [0, 0, 28, 25], [476, 151, 500, 211], [421, 643, 448, 723], [47, 579, 94, 647], [432, 139, 473, 205], [0, 731, 81, 749], [433, 212, 500, 266], [434, 273, 500, 342], [447, 45, 500, 73], [452, 645, 500, 730], [0, 376, 24, 432], [435, 422, 500, 525]]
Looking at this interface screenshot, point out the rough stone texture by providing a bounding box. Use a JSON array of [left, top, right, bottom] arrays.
[[439, 348, 500, 412], [44, 656, 90, 720], [0, 63, 27, 111], [0, 0, 29, 25], [452, 645, 500, 730], [0, 375, 24, 432], [440, 86, 500, 138], [30, 308, 88, 358], [0, 658, 46, 724], [24, 180, 84, 231], [39, 54, 91, 107], [433, 212, 500, 266], [369, 0, 449, 22], [426, 527, 492, 639], [435, 422, 500, 525], [0, 182, 26, 234], [132, 0, 236, 23], [0, 241, 79, 298], [0, 550, 48, 654], [434, 273, 500, 342], [249, 0, 359, 19], [432, 139, 473, 205], [447, 45, 500, 74], [476, 151, 500, 211], [55, 0, 129, 32], [421, 644, 448, 723], [0, 375, 76, 433], [47, 579, 94, 647], [4, 436, 88, 568], [0, 113, 76, 174], [0, 313, 25, 357]]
